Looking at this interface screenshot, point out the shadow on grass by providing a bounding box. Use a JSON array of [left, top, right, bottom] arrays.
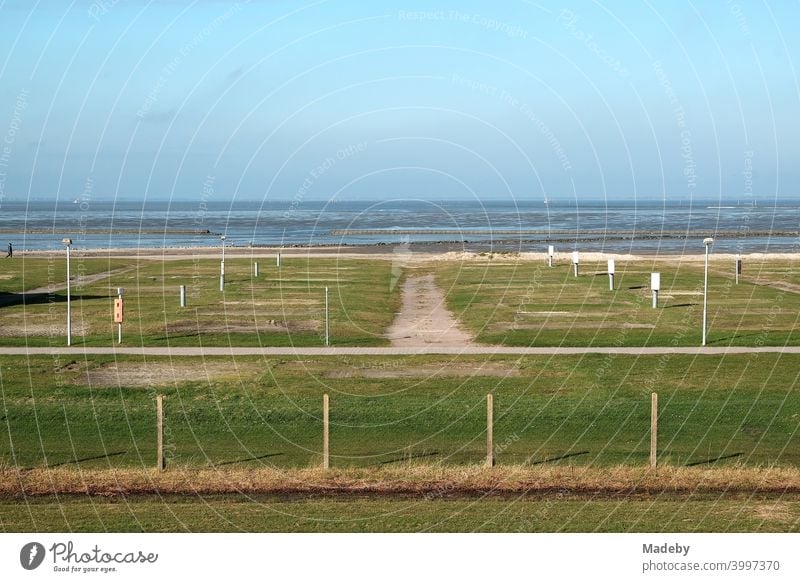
[[706, 332, 767, 345], [529, 450, 590, 465], [663, 303, 698, 309], [685, 452, 743, 467], [20, 451, 128, 471], [213, 452, 284, 467], [0, 292, 110, 309], [378, 451, 440, 466]]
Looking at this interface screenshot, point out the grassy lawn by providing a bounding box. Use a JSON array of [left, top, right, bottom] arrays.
[[0, 257, 400, 347], [3, 494, 798, 532], [2, 353, 798, 470], [433, 256, 800, 346], [0, 257, 130, 293]]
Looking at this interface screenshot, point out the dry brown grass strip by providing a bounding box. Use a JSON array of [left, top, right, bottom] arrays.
[[2, 465, 800, 498]]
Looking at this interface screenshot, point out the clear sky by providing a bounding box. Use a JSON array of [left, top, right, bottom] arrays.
[[0, 0, 798, 204]]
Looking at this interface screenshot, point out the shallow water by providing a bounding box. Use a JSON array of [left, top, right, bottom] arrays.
[[1, 198, 797, 253]]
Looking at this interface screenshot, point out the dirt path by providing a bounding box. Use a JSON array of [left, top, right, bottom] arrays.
[[385, 273, 475, 347], [3, 346, 800, 356]]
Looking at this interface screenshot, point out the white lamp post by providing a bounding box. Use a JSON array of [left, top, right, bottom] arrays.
[[62, 238, 72, 346], [220, 234, 226, 292], [702, 237, 714, 345]]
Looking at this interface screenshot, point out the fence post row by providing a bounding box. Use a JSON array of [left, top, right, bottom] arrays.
[[486, 393, 495, 468], [650, 392, 658, 469], [323, 393, 330, 470], [156, 395, 165, 472]]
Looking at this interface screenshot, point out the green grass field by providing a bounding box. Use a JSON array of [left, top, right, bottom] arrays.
[[2, 353, 798, 470], [3, 494, 798, 532], [0, 256, 400, 347], [433, 256, 800, 346], [3, 254, 800, 532]]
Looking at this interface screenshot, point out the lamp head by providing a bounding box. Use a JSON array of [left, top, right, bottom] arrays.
[[62, 238, 72, 246], [220, 235, 226, 241], [703, 237, 714, 246]]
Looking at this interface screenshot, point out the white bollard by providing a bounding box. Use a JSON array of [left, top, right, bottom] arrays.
[[651, 272, 660, 308], [179, 285, 186, 307], [548, 245, 554, 268], [608, 259, 615, 291], [254, 261, 259, 278], [572, 251, 579, 277]]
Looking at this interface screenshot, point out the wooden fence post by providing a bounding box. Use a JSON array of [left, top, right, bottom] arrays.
[[486, 393, 495, 468], [323, 393, 330, 469], [156, 395, 165, 472], [650, 392, 658, 469]]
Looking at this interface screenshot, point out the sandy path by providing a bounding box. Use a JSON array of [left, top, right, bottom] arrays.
[[385, 273, 475, 347]]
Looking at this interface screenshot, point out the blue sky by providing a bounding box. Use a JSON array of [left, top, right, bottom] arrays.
[[0, 0, 798, 203]]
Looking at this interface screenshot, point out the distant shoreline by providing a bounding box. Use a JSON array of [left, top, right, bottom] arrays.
[[15, 243, 796, 261]]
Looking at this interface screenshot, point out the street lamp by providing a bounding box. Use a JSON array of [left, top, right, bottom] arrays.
[[220, 234, 226, 292], [702, 237, 714, 346], [62, 238, 72, 346]]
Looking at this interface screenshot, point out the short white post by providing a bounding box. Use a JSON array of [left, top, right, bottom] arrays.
[[650, 392, 658, 469], [486, 393, 495, 468], [219, 260, 225, 292], [276, 251, 281, 268], [322, 393, 330, 470], [651, 272, 660, 308], [547, 245, 554, 268], [324, 286, 330, 346], [179, 285, 186, 307], [253, 261, 259, 278], [608, 259, 615, 291], [572, 251, 579, 277]]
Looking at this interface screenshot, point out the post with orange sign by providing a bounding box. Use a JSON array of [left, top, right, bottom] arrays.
[[114, 287, 124, 344]]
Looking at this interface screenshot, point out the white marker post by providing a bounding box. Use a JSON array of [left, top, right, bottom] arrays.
[[276, 251, 281, 268], [179, 285, 186, 307], [735, 253, 741, 285], [114, 287, 124, 344], [572, 251, 579, 277], [702, 237, 714, 346], [253, 261, 259, 278], [608, 259, 615, 290], [324, 286, 330, 347], [548, 245, 554, 268], [651, 272, 660, 308], [62, 238, 73, 346]]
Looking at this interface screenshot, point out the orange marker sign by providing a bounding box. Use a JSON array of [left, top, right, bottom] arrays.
[[114, 298, 124, 323]]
